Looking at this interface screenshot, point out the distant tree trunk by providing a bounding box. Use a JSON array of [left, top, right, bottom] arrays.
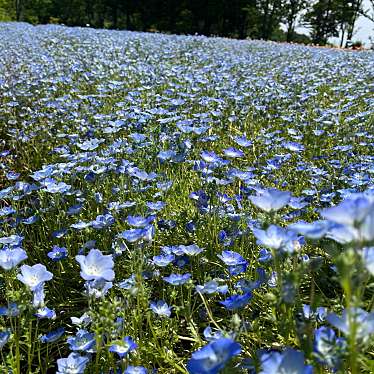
[[14, 0, 23, 21], [339, 26, 345, 47]]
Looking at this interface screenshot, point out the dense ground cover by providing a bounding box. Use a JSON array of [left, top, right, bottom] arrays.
[[0, 22, 374, 373]]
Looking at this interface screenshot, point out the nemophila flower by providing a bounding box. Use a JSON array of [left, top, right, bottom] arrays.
[[40, 327, 65, 343], [67, 204, 83, 215], [196, 280, 228, 295], [326, 307, 374, 341], [187, 338, 241, 374], [43, 181, 71, 194], [288, 220, 331, 240], [91, 214, 115, 229], [76, 248, 114, 281], [32, 283, 45, 308], [22, 215, 39, 225], [249, 188, 291, 212], [56, 352, 89, 374], [52, 228, 68, 238], [223, 147, 244, 158], [35, 306, 56, 319], [17, 264, 53, 291], [203, 327, 225, 342], [220, 292, 252, 310], [152, 253, 175, 267], [0, 247, 27, 270], [119, 225, 155, 242], [259, 348, 312, 374], [124, 366, 147, 374], [71, 312, 92, 327], [362, 247, 374, 275], [302, 305, 327, 322], [321, 194, 374, 242], [181, 244, 204, 256], [67, 329, 95, 352], [77, 138, 104, 151], [150, 300, 172, 317], [84, 279, 113, 298], [314, 326, 346, 369], [163, 273, 191, 285], [109, 336, 137, 358], [0, 302, 20, 317], [217, 250, 248, 276], [253, 225, 298, 253], [258, 248, 272, 263], [71, 221, 92, 230], [0, 206, 16, 217], [0, 330, 11, 349], [283, 141, 304, 152], [47, 245, 68, 261], [127, 216, 156, 228], [0, 234, 24, 247], [321, 195, 372, 227], [233, 135, 252, 147], [146, 200, 165, 211], [325, 223, 360, 244]]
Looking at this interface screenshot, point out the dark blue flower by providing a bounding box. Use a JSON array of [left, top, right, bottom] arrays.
[[187, 338, 241, 374]]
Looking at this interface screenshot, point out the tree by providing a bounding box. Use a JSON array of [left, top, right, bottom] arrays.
[[283, 0, 308, 42], [256, 0, 286, 40], [335, 0, 363, 47], [304, 0, 341, 45], [360, 0, 374, 22]]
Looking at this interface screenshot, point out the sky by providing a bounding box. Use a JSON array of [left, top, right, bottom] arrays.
[[295, 0, 374, 47]]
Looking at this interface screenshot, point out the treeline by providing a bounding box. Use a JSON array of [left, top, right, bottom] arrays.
[[1, 0, 372, 46]]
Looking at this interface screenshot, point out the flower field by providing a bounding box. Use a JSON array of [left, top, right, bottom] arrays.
[[0, 22, 374, 373]]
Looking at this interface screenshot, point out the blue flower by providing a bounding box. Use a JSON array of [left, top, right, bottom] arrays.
[[0, 247, 27, 270], [17, 264, 53, 291], [321, 195, 372, 227], [56, 352, 89, 374], [119, 225, 155, 243], [40, 327, 65, 343], [47, 245, 68, 261], [150, 300, 172, 317], [67, 329, 95, 352], [109, 336, 137, 358], [163, 273, 191, 285], [259, 348, 312, 374], [124, 366, 147, 374], [0, 302, 20, 317], [181, 244, 204, 256], [0, 330, 11, 349], [253, 225, 298, 252], [76, 248, 114, 281], [258, 248, 272, 263], [127, 215, 156, 228], [152, 253, 175, 267], [187, 338, 241, 374], [217, 250, 248, 275], [91, 214, 115, 229], [288, 220, 331, 240], [220, 292, 252, 310], [84, 279, 113, 298], [35, 306, 56, 319], [249, 188, 291, 212], [196, 280, 228, 295], [314, 326, 346, 369], [223, 147, 244, 158], [326, 307, 374, 341]]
